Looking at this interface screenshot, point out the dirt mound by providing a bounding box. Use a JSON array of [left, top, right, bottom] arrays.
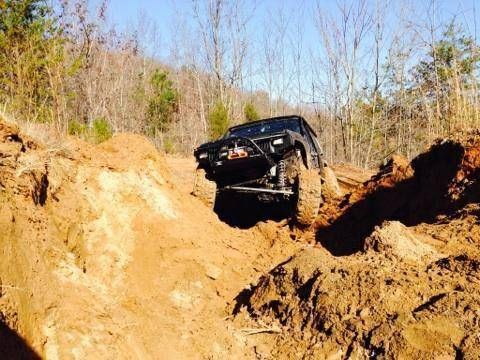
[[0, 118, 300, 358], [234, 245, 480, 359], [232, 133, 480, 359]]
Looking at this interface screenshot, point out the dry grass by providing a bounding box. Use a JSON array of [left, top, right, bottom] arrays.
[[1, 106, 74, 158]]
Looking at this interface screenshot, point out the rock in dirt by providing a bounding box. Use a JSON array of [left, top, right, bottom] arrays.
[[205, 263, 222, 280], [364, 221, 437, 261]]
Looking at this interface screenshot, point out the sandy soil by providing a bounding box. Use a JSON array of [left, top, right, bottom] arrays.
[[0, 120, 300, 359]]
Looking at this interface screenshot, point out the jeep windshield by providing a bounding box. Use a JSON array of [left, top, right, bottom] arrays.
[[225, 118, 301, 138]]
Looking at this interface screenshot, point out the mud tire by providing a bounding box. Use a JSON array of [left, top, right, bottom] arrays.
[[322, 164, 342, 197], [193, 168, 216, 207], [295, 166, 322, 226]]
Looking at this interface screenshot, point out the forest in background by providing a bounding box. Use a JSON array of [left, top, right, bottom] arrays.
[[1, 0, 479, 167]]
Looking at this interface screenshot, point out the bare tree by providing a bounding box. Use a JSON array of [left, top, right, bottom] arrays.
[[314, 0, 372, 164]]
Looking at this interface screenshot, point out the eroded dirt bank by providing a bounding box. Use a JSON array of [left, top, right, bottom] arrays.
[[2, 117, 480, 359], [233, 133, 480, 359], [0, 119, 300, 358]]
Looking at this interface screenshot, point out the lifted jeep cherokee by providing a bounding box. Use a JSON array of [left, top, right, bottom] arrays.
[[193, 115, 327, 225]]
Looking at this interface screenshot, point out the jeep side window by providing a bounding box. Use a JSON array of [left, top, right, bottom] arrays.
[[284, 119, 301, 134]]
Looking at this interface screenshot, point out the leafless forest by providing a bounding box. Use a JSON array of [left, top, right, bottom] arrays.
[[1, 0, 479, 167]]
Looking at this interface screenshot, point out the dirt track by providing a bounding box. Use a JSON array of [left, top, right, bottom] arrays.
[[1, 118, 480, 359]]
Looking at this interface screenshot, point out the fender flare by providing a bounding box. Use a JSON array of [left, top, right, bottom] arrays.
[[293, 140, 311, 169]]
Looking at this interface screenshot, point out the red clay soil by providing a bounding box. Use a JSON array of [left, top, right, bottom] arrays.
[[233, 133, 480, 359]]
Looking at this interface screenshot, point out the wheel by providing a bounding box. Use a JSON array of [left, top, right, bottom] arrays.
[[295, 165, 322, 226], [192, 168, 216, 207], [321, 164, 342, 197]]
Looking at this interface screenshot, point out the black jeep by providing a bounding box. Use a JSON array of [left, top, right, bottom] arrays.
[[193, 115, 329, 225]]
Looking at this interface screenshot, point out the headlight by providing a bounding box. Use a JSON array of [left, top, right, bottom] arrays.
[[272, 138, 284, 145], [199, 152, 208, 159]]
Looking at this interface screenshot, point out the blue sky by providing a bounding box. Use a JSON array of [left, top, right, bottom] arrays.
[[92, 0, 480, 103], [101, 0, 480, 46]]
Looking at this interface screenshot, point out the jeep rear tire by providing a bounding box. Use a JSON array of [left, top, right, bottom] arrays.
[[295, 166, 322, 226], [193, 168, 216, 207]]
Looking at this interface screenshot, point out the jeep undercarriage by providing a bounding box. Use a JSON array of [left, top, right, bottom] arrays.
[[193, 116, 328, 225]]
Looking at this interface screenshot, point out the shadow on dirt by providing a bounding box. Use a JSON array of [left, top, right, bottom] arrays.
[[317, 141, 467, 256], [214, 192, 294, 229], [0, 320, 41, 360]]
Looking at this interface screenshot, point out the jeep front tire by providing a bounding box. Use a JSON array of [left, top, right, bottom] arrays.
[[295, 166, 322, 226], [193, 168, 216, 207]]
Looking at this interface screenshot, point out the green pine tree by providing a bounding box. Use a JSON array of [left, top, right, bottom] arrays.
[[244, 102, 259, 122], [146, 69, 179, 135], [209, 101, 229, 139], [0, 0, 65, 122]]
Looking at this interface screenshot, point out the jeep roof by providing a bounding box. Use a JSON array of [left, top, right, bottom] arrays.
[[224, 115, 316, 139]]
